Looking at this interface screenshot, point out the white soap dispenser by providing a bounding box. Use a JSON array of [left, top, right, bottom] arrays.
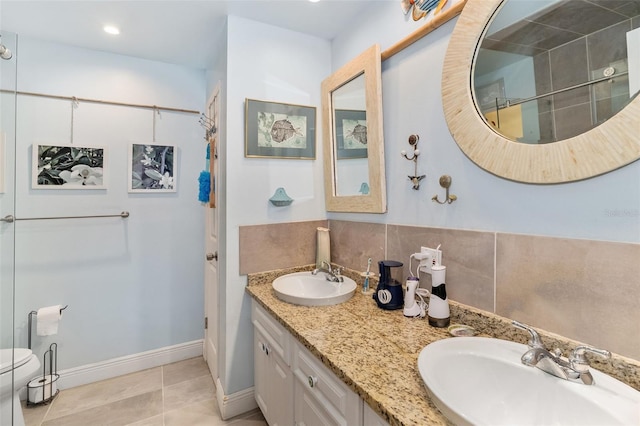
[[428, 257, 450, 327]]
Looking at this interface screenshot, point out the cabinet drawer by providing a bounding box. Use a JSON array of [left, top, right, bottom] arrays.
[[251, 300, 291, 365], [292, 340, 361, 423]]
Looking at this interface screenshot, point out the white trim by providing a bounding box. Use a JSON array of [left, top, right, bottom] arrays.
[[55, 340, 202, 390], [215, 377, 258, 420]]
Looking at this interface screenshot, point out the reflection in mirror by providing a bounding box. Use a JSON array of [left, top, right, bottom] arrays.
[[321, 44, 386, 212], [442, 0, 640, 183], [474, 0, 640, 144], [331, 73, 368, 196]]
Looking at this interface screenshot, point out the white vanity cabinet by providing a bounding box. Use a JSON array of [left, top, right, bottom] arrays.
[[251, 300, 389, 426], [252, 301, 293, 426]]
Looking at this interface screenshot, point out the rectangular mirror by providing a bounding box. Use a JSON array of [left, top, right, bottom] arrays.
[[321, 44, 386, 213]]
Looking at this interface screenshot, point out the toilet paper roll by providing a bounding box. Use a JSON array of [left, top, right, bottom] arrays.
[[28, 374, 58, 404], [36, 305, 63, 336]]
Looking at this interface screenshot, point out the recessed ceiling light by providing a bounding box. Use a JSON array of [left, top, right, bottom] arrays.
[[309, 0, 320, 3], [103, 25, 120, 36]]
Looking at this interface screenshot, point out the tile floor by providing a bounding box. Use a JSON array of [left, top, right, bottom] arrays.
[[22, 356, 267, 426]]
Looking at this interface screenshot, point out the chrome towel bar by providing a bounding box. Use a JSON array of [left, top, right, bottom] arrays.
[[1, 211, 129, 223]]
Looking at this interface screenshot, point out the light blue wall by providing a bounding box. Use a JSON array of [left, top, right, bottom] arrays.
[[9, 37, 207, 368], [329, 2, 640, 243], [221, 16, 331, 394]]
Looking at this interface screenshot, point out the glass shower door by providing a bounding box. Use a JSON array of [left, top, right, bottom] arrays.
[[0, 30, 18, 425]]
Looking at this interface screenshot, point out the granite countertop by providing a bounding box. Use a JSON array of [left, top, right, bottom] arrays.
[[246, 266, 640, 426]]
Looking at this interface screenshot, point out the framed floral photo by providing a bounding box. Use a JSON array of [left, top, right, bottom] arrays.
[[32, 144, 107, 189], [128, 143, 177, 193], [245, 98, 316, 159]]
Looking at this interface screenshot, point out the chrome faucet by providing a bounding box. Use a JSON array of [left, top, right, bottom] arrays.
[[311, 261, 343, 282], [512, 320, 610, 385]]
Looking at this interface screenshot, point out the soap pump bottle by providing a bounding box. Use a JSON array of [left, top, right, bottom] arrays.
[[427, 258, 450, 328]]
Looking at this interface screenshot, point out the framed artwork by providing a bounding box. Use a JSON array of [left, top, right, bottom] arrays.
[[334, 109, 368, 159], [32, 143, 107, 189], [245, 98, 316, 159], [128, 143, 177, 193]]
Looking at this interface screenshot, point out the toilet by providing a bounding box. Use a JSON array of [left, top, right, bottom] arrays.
[[0, 348, 41, 426]]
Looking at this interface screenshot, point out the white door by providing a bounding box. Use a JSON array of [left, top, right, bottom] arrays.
[[204, 85, 220, 380]]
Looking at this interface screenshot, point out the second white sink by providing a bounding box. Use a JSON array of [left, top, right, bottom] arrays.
[[417, 337, 640, 426], [272, 271, 357, 306]]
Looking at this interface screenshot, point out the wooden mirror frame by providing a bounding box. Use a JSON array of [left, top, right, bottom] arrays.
[[442, 0, 640, 184], [322, 44, 386, 212]]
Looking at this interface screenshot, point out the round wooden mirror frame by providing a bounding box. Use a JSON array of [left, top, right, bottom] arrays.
[[442, 0, 640, 184]]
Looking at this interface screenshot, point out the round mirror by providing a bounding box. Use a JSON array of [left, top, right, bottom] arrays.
[[473, 0, 639, 145], [442, 0, 640, 183]]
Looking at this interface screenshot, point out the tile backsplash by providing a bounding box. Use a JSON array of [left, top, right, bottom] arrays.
[[239, 219, 640, 360], [239, 220, 327, 275]]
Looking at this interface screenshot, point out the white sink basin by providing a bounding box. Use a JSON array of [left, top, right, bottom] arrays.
[[272, 272, 357, 306], [417, 337, 640, 426]]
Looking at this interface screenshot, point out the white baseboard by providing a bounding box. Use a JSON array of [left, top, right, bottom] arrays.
[[215, 377, 258, 420], [55, 340, 203, 390]]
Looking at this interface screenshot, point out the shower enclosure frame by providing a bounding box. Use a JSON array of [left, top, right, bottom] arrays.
[[0, 30, 19, 425]]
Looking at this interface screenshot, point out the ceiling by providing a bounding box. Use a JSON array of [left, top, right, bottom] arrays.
[[0, 0, 375, 69]]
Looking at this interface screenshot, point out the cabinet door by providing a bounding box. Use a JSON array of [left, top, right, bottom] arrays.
[[254, 328, 270, 420], [270, 350, 293, 426], [254, 326, 293, 426]]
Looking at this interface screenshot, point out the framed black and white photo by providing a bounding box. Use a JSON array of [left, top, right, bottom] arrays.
[[334, 109, 368, 159], [128, 143, 177, 193], [32, 143, 107, 189], [245, 98, 316, 159]]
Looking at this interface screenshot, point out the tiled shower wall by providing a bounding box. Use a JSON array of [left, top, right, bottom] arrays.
[[533, 15, 640, 141], [239, 219, 640, 361]]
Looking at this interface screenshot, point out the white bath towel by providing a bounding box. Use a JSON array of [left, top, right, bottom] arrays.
[[36, 305, 62, 336]]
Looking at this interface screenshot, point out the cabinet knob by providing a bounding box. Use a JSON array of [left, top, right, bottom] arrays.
[[308, 376, 318, 388]]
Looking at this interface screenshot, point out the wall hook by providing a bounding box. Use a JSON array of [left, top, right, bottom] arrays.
[[401, 134, 425, 190], [432, 175, 457, 204], [199, 113, 216, 140]]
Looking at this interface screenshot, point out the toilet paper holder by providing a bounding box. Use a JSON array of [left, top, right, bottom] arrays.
[[27, 305, 68, 350], [27, 343, 59, 406], [25, 307, 66, 406]]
